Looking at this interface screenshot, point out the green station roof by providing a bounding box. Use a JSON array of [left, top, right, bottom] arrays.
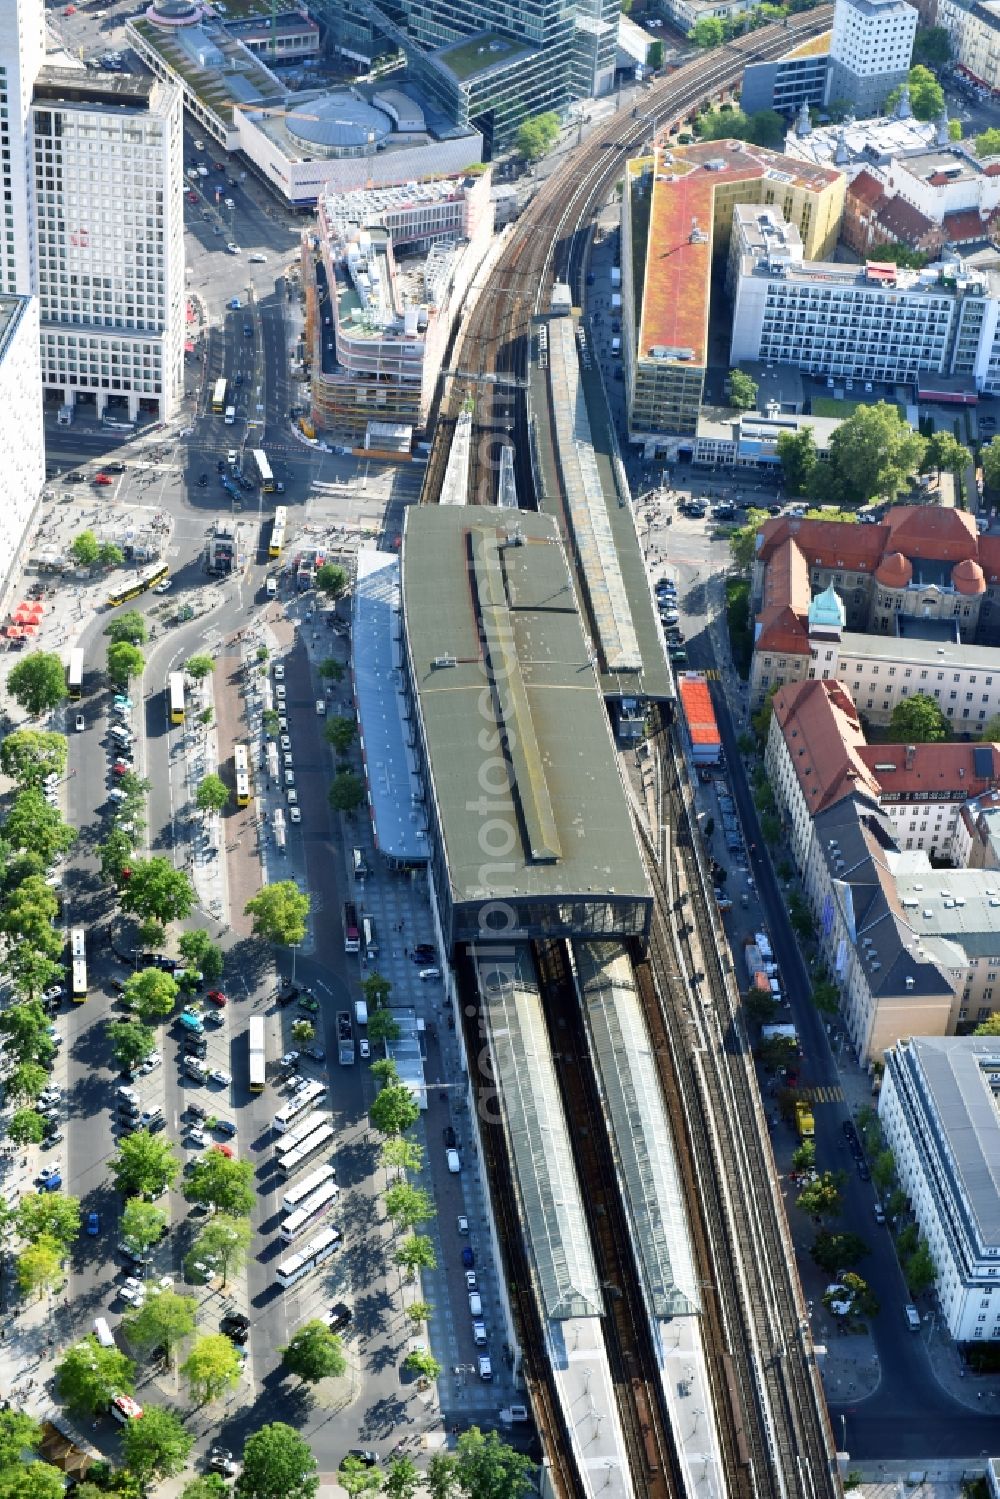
[[402, 507, 650, 912]]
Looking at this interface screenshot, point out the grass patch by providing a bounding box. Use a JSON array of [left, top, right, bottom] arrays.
[[436, 33, 531, 80], [726, 576, 752, 679], [811, 396, 906, 421]]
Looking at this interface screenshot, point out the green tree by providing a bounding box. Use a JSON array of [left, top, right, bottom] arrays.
[[514, 111, 560, 160], [385, 1183, 435, 1232], [70, 531, 100, 567], [111, 1130, 181, 1200], [323, 715, 357, 753], [825, 402, 926, 505], [776, 426, 818, 496], [235, 1423, 319, 1499], [695, 104, 750, 140], [317, 658, 344, 683], [4, 793, 76, 864], [395, 1235, 437, 1278], [872, 1149, 896, 1196], [106, 641, 145, 690], [0, 1412, 43, 1465], [280, 1320, 347, 1384], [427, 1453, 457, 1499], [405, 1301, 433, 1326], [16, 1236, 64, 1299], [178, 928, 224, 983], [924, 430, 970, 482], [370, 1059, 399, 1087], [107, 1019, 156, 1073], [185, 655, 215, 680], [979, 715, 1000, 744], [193, 1215, 253, 1287], [7, 652, 67, 717], [912, 24, 951, 65], [839, 1270, 879, 1318], [184, 1152, 255, 1218], [728, 368, 758, 410], [869, 241, 930, 271], [381, 1137, 424, 1177], [120, 1406, 194, 1483], [181, 1333, 242, 1403], [0, 730, 68, 790], [983, 435, 1000, 494], [6, 1060, 49, 1104], [796, 1171, 843, 1223], [99, 542, 124, 569], [647, 38, 663, 68], [362, 971, 392, 1007], [888, 692, 950, 744], [123, 967, 179, 1024], [810, 1230, 871, 1273], [402, 1348, 441, 1381], [747, 108, 786, 149], [973, 1011, 1000, 1036], [119, 771, 151, 805], [196, 773, 229, 815], [106, 611, 147, 645], [454, 1427, 536, 1499], [245, 881, 310, 946], [120, 858, 194, 927], [897, 1222, 919, 1258], [329, 771, 364, 813], [124, 1289, 197, 1364], [729, 507, 769, 570], [812, 978, 840, 1015], [8, 946, 63, 1004], [689, 14, 724, 44], [181, 1480, 230, 1499], [8, 1107, 46, 1146], [759, 1034, 798, 1071], [17, 1191, 82, 1248], [791, 1140, 815, 1172], [744, 988, 777, 1026], [905, 1238, 937, 1294], [262, 709, 280, 737], [0, 1460, 67, 1499], [338, 1460, 381, 1499], [371, 1082, 420, 1138], [367, 1008, 402, 1046], [0, 999, 55, 1066], [121, 1197, 168, 1253], [291, 1019, 315, 1045], [886, 65, 944, 120], [314, 563, 347, 599], [975, 127, 1000, 158], [99, 827, 136, 885]]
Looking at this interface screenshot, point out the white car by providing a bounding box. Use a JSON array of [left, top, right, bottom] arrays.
[[289, 806, 301, 824], [138, 1051, 162, 1074], [279, 1051, 299, 1069], [273, 665, 285, 681], [187, 1126, 207, 1147], [280, 735, 291, 751], [109, 788, 127, 802], [119, 1281, 145, 1307], [465, 1270, 477, 1289], [75, 714, 85, 732], [275, 684, 286, 700], [152, 580, 171, 593], [208, 1068, 231, 1087], [359, 1037, 370, 1059], [226, 243, 241, 255], [37, 1161, 62, 1181], [278, 716, 288, 732], [248, 253, 268, 264]]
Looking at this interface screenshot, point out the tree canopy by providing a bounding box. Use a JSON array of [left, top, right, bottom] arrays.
[[55, 1336, 135, 1415], [314, 563, 347, 598], [728, 368, 758, 410], [689, 15, 723, 44], [0, 730, 68, 790], [888, 693, 950, 744], [183, 1151, 255, 1218], [514, 111, 560, 160], [280, 1320, 347, 1384], [886, 65, 944, 120], [106, 641, 145, 690], [181, 1333, 243, 1403], [329, 771, 365, 813], [123, 966, 179, 1024], [370, 1082, 420, 1137], [120, 1406, 194, 1483], [7, 653, 67, 717], [111, 1129, 181, 1200], [235, 1423, 319, 1499], [776, 427, 818, 496], [196, 773, 229, 814], [244, 882, 310, 946], [976, 127, 1000, 158], [106, 610, 147, 645], [912, 24, 951, 66], [823, 402, 926, 505], [119, 857, 194, 927]]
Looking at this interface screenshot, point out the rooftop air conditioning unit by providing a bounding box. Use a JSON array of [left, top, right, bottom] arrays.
[[431, 655, 457, 669]]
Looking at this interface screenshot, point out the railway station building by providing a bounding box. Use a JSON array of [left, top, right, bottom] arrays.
[[400, 507, 652, 952]]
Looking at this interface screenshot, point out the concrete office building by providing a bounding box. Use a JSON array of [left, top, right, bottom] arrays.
[[0, 0, 44, 299], [880, 1037, 1000, 1342], [621, 140, 843, 447], [30, 69, 185, 422], [0, 294, 44, 602], [826, 0, 917, 113], [740, 29, 832, 117]]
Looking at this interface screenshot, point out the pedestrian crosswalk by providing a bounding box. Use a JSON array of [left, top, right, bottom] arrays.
[[701, 668, 721, 681], [804, 1084, 844, 1103]]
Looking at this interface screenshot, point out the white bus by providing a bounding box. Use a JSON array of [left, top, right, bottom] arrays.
[[70, 925, 87, 1002], [67, 648, 85, 700], [168, 672, 186, 726], [275, 1225, 340, 1289], [274, 1109, 326, 1157], [248, 1015, 265, 1094], [252, 449, 275, 493], [272, 1079, 326, 1134], [281, 1163, 336, 1216], [362, 916, 378, 959], [280, 1181, 339, 1244], [277, 1124, 335, 1180]]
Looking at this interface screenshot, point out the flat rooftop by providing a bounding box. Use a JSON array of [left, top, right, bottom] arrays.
[[838, 630, 1000, 667], [128, 16, 282, 124], [434, 31, 534, 82], [401, 508, 650, 918], [34, 66, 156, 106]]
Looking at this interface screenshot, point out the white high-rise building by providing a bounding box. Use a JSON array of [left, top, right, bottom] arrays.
[[826, 0, 917, 114], [31, 68, 185, 422], [0, 0, 43, 298], [0, 294, 44, 597]]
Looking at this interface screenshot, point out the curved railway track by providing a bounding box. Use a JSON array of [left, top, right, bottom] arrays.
[[633, 723, 839, 1499], [420, 8, 832, 509]]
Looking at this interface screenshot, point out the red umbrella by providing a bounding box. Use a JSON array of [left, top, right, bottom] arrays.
[[12, 609, 32, 624], [5, 625, 23, 638], [20, 621, 38, 636], [25, 602, 44, 619]]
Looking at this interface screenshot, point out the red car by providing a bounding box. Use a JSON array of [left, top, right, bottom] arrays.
[[92, 473, 112, 486], [207, 990, 227, 1007], [212, 1144, 234, 1159], [113, 761, 131, 776], [186, 191, 198, 204]]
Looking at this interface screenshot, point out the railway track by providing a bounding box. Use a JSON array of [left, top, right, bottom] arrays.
[[535, 938, 682, 1499], [420, 8, 832, 510], [634, 723, 839, 1499]]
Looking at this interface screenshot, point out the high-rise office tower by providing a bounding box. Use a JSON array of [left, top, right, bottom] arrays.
[[826, 0, 917, 114], [0, 0, 44, 297], [0, 294, 44, 595]]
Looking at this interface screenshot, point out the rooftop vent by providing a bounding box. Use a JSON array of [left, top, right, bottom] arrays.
[[431, 654, 457, 670]]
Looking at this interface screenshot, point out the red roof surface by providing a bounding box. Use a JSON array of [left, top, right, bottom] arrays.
[[678, 673, 721, 746], [940, 208, 992, 242], [772, 679, 880, 814], [883, 505, 978, 562], [858, 742, 1000, 799], [848, 170, 885, 210], [756, 536, 812, 655], [978, 535, 1000, 582], [758, 517, 886, 572]]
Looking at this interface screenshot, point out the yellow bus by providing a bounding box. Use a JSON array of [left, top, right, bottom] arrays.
[[168, 672, 186, 726], [106, 564, 168, 611], [235, 742, 251, 806], [269, 506, 287, 559], [211, 378, 228, 414], [70, 926, 87, 1002], [253, 449, 275, 493]]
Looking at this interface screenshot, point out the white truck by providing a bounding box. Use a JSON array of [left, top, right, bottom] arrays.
[[354, 999, 368, 1027]]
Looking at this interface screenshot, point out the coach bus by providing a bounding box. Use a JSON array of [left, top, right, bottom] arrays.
[[70, 926, 87, 1001], [275, 1225, 340, 1290], [106, 563, 168, 611], [248, 1015, 265, 1094], [280, 1181, 339, 1244], [343, 902, 360, 954], [67, 649, 85, 701], [272, 1079, 326, 1134], [277, 1124, 336, 1180], [234, 743, 251, 807], [268, 506, 287, 559], [168, 672, 186, 726], [252, 450, 275, 493], [273, 1109, 325, 1156], [211, 378, 227, 414], [281, 1163, 336, 1217]]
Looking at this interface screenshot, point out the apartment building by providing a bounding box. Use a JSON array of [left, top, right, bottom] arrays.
[[826, 0, 917, 114], [306, 170, 493, 442], [730, 229, 1000, 394], [879, 1037, 1000, 1342], [951, 0, 1000, 95], [621, 140, 843, 448], [0, 294, 43, 603], [31, 69, 185, 421]]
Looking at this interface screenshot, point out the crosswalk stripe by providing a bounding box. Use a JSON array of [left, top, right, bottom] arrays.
[[804, 1086, 844, 1103]]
